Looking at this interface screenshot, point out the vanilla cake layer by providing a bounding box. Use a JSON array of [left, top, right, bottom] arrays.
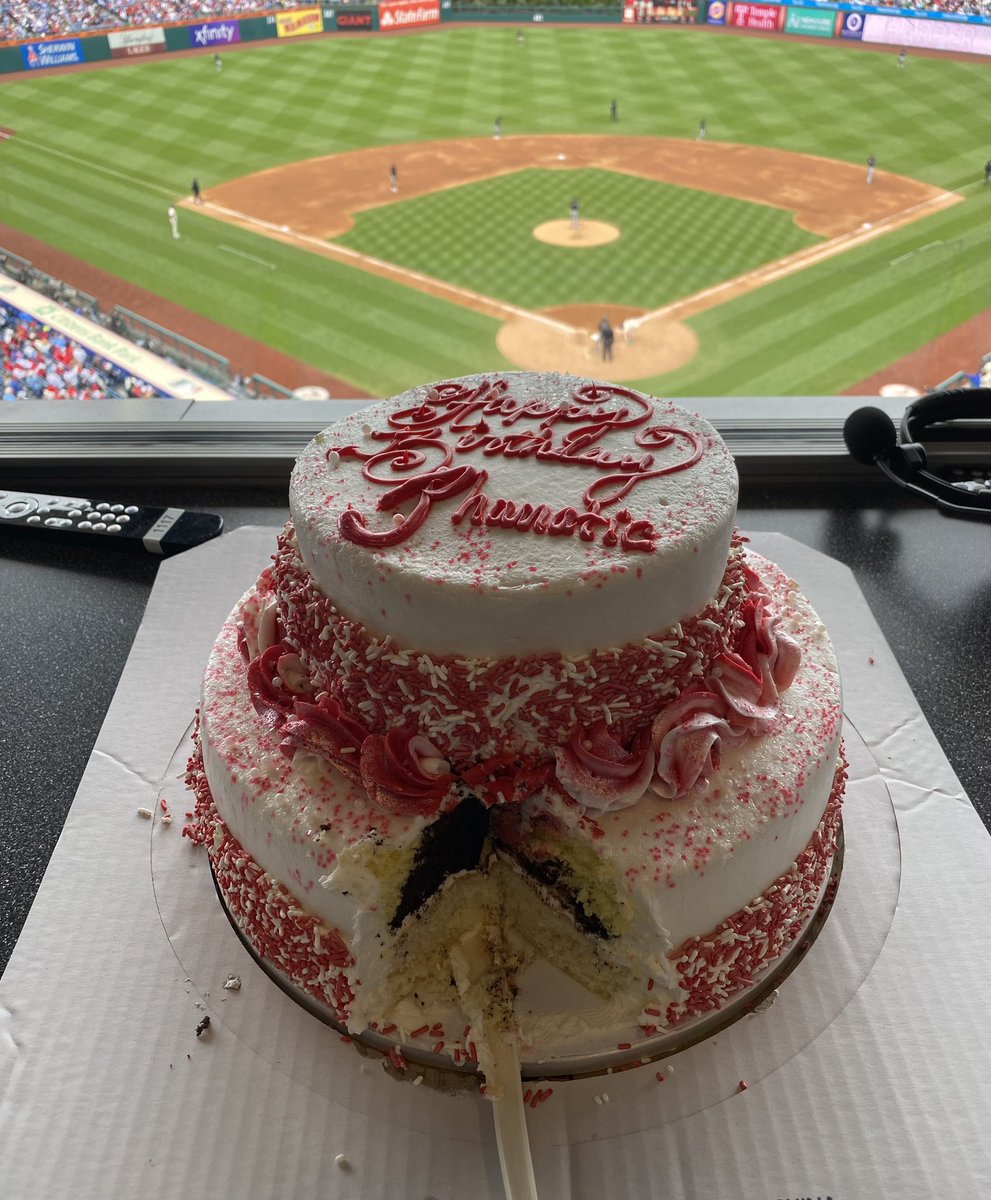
[[289, 374, 738, 659], [190, 549, 842, 1051]]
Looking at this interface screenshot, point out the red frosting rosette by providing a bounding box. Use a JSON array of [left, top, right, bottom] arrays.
[[359, 729, 458, 817], [279, 694, 370, 784], [247, 642, 311, 730], [553, 722, 655, 813], [460, 754, 554, 808]]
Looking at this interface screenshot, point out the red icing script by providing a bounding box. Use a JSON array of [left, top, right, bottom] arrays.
[[325, 379, 703, 553]]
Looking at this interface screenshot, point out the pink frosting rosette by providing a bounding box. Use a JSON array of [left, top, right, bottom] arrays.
[[360, 729, 458, 817], [649, 690, 749, 801], [278, 694, 370, 784], [237, 578, 280, 662], [709, 652, 779, 734], [554, 722, 655, 813], [738, 571, 803, 696]]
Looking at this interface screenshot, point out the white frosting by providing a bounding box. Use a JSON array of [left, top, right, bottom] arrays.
[[290, 374, 738, 657]]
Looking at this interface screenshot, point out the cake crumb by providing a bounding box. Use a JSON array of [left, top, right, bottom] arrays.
[[137, 807, 154, 819], [195, 1016, 211, 1038], [738, 1079, 749, 1091], [223, 974, 242, 991], [751, 988, 779, 1014], [335, 1154, 350, 1170]]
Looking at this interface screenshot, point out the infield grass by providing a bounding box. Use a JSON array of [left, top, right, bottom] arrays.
[[336, 167, 820, 310], [1, 26, 990, 395]]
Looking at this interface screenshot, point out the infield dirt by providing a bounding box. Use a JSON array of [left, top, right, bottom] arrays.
[[195, 135, 958, 381]]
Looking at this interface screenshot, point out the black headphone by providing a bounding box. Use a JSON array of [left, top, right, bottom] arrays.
[[843, 388, 991, 518]]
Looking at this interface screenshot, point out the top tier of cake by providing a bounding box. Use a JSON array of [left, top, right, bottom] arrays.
[[290, 374, 738, 658]]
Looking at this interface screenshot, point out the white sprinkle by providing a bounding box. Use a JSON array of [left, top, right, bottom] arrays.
[[327, 451, 340, 467], [137, 807, 153, 819]]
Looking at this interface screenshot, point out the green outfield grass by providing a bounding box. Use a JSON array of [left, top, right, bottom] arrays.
[[1, 25, 990, 395]]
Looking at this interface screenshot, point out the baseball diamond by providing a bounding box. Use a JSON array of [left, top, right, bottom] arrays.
[[2, 24, 991, 397]]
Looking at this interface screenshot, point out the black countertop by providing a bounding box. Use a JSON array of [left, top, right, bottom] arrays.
[[2, 480, 990, 978]]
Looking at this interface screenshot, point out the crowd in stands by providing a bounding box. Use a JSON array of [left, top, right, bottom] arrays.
[[874, 0, 991, 14], [6, 0, 991, 40], [0, 0, 298, 41], [1, 301, 160, 400], [1, 253, 298, 401]]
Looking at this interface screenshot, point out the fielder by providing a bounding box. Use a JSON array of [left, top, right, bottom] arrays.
[[866, 154, 876, 185], [168, 206, 180, 239]]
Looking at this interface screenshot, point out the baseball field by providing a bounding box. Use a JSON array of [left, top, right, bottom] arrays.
[[1, 23, 990, 397]]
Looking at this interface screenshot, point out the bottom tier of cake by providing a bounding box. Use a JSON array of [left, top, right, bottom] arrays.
[[184, 751, 845, 1083]]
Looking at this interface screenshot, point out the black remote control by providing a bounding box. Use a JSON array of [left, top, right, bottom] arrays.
[[0, 490, 223, 556]]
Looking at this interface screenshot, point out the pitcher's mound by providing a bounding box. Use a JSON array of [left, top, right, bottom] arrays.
[[533, 220, 620, 247], [498, 304, 699, 380]]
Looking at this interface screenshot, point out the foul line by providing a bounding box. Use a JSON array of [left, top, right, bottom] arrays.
[[218, 244, 276, 269], [637, 188, 963, 329], [8, 133, 178, 200]]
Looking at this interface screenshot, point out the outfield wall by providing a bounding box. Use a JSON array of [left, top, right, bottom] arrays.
[[3, 0, 991, 74]]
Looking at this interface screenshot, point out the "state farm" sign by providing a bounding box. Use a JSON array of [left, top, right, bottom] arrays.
[[379, 0, 440, 30]]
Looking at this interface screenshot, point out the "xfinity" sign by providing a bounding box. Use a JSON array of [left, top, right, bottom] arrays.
[[189, 20, 242, 47]]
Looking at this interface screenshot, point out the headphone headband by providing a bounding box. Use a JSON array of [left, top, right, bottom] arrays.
[[901, 386, 991, 445]]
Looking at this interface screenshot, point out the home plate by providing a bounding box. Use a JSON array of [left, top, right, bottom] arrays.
[[281, 225, 289, 232], [861, 222, 873, 230]]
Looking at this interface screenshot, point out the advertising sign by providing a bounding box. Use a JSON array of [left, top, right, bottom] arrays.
[[838, 10, 865, 40], [108, 27, 166, 57], [784, 7, 836, 35], [188, 20, 242, 47], [862, 12, 991, 54], [706, 0, 727, 23], [379, 0, 441, 30], [729, 2, 781, 30], [276, 8, 324, 37], [21, 39, 83, 69], [334, 7, 374, 28]]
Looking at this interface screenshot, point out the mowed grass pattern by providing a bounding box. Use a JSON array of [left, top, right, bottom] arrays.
[[336, 167, 819, 310], [1, 27, 990, 394]]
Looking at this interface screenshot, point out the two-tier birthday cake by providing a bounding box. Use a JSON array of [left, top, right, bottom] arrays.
[[185, 373, 845, 1081]]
